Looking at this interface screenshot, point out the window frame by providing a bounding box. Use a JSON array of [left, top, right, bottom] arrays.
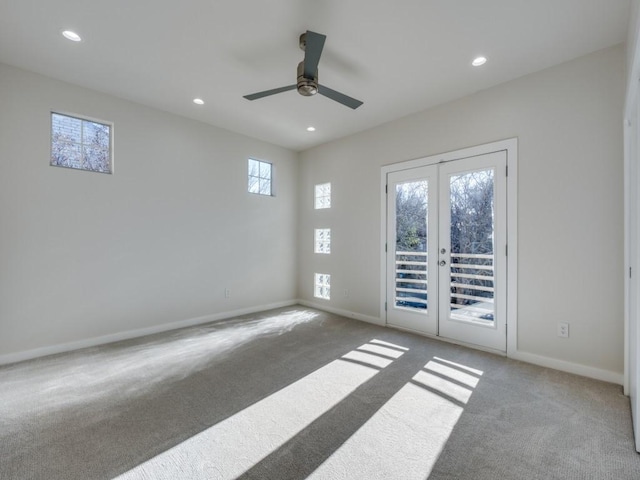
[[314, 182, 331, 209], [248, 158, 274, 196], [50, 111, 114, 174], [314, 228, 331, 254], [314, 273, 331, 300]]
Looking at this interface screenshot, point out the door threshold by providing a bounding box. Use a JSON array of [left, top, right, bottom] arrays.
[[385, 323, 506, 357]]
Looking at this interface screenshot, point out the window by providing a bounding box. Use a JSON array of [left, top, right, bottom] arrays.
[[314, 182, 331, 209], [248, 159, 272, 195], [51, 112, 112, 173], [314, 273, 331, 300], [314, 228, 331, 254]]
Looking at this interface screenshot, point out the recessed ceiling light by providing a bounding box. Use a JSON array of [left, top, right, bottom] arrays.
[[193, 98, 204, 105], [472, 56, 487, 67], [306, 126, 316, 132], [62, 30, 82, 42]]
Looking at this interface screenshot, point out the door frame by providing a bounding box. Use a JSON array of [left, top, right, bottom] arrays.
[[380, 138, 518, 356], [624, 98, 639, 451], [624, 42, 640, 449]]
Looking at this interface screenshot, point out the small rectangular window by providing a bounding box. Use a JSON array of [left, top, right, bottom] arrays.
[[314, 273, 331, 300], [314, 228, 331, 254], [248, 159, 272, 196], [51, 112, 112, 174], [314, 182, 331, 209]]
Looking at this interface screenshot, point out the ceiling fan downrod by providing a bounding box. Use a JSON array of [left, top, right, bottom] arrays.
[[297, 32, 318, 96]]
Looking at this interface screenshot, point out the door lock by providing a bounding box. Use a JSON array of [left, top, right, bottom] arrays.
[[440, 248, 446, 254]]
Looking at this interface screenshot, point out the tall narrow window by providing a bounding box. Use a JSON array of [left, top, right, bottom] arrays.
[[314, 228, 331, 254], [51, 112, 112, 173], [315, 182, 331, 209], [248, 159, 272, 196], [314, 273, 331, 300]]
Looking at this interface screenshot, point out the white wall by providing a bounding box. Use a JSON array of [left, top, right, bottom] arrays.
[[0, 45, 627, 380], [0, 63, 298, 361], [298, 45, 625, 378]]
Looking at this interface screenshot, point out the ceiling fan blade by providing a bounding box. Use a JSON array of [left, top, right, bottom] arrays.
[[303, 30, 326, 79], [243, 84, 297, 101], [317, 85, 363, 109]]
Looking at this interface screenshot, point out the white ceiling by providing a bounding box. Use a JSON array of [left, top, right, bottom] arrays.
[[0, 0, 631, 151]]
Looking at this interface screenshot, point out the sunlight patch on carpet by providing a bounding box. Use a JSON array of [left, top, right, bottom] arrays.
[[0, 310, 320, 419], [306, 358, 482, 479], [425, 360, 480, 388], [113, 341, 407, 480]]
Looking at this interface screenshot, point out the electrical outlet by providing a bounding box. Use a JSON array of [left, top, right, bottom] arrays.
[[224, 288, 230, 298], [558, 322, 569, 338]]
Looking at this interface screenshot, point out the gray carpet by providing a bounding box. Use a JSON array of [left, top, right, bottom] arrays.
[[1, 307, 639, 479]]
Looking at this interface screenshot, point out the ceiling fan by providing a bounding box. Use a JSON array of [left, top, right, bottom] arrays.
[[243, 30, 363, 110]]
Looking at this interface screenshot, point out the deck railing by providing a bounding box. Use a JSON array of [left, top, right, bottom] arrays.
[[395, 251, 428, 307], [395, 251, 494, 316]]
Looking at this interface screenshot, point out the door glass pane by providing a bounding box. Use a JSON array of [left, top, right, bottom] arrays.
[[449, 169, 495, 325], [395, 180, 428, 311]]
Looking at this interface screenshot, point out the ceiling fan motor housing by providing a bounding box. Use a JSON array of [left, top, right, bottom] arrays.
[[297, 61, 318, 96]]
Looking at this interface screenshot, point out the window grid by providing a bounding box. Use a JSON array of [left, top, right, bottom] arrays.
[[51, 112, 112, 174], [314, 183, 331, 209], [314, 273, 331, 300], [248, 159, 272, 196], [314, 228, 331, 254]]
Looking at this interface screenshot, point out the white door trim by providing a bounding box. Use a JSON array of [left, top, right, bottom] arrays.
[[624, 5, 640, 451], [625, 79, 640, 452], [380, 138, 518, 356]]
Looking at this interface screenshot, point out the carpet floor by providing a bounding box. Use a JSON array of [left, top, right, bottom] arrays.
[[1, 307, 639, 479]]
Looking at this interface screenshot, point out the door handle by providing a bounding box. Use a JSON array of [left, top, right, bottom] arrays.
[[439, 260, 446, 266]]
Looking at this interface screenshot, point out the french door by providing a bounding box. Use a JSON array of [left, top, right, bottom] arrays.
[[385, 151, 507, 352]]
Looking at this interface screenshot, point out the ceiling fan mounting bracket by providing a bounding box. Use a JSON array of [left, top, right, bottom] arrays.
[[299, 32, 308, 51]]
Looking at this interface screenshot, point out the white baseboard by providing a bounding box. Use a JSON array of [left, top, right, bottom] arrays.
[[510, 350, 624, 385], [0, 300, 298, 366], [297, 300, 384, 327], [298, 301, 623, 386], [2, 300, 623, 387]]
